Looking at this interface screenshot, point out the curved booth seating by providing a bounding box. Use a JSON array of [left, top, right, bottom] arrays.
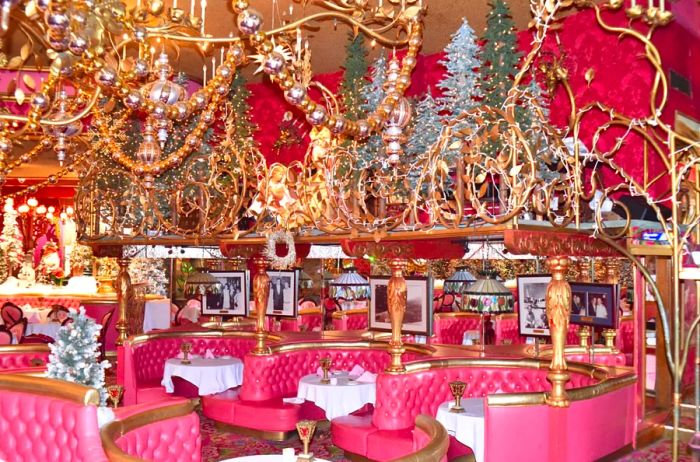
[[278, 308, 324, 332], [201, 341, 432, 438], [331, 309, 369, 331], [0, 344, 50, 373], [430, 313, 524, 345], [102, 399, 201, 462], [0, 374, 201, 462], [332, 358, 635, 462], [392, 416, 448, 462], [120, 330, 257, 405]]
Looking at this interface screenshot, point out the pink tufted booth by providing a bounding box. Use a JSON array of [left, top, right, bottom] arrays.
[[616, 315, 635, 365], [102, 400, 201, 462], [332, 359, 606, 461], [429, 313, 481, 345], [494, 313, 525, 345], [278, 308, 324, 332], [331, 308, 369, 331], [0, 344, 50, 373], [566, 352, 628, 367], [120, 330, 257, 405], [0, 296, 81, 311], [202, 343, 429, 436]]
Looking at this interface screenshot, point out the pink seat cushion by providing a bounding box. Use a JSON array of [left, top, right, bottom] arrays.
[[447, 435, 474, 460], [299, 400, 327, 421], [201, 390, 239, 422], [172, 377, 200, 399], [366, 428, 415, 461], [331, 413, 377, 456], [233, 398, 302, 432]]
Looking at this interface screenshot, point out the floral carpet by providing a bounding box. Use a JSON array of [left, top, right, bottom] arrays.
[[200, 413, 351, 462], [618, 440, 695, 462]]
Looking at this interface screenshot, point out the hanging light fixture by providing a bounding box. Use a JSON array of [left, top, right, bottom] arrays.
[[136, 120, 162, 188], [43, 91, 82, 165], [381, 57, 412, 165], [444, 266, 477, 295], [184, 267, 222, 297], [462, 270, 515, 314], [329, 267, 370, 301]]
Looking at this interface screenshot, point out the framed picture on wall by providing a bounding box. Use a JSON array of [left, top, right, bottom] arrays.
[[369, 276, 433, 336], [202, 271, 248, 316], [569, 282, 618, 328], [266, 270, 299, 318], [517, 274, 551, 337]]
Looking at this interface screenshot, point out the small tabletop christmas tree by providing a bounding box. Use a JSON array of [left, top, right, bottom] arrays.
[[0, 198, 25, 275], [46, 307, 110, 405], [340, 34, 369, 121]]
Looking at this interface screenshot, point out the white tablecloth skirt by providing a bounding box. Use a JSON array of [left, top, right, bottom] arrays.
[[436, 399, 485, 462], [26, 322, 61, 339], [144, 298, 171, 332], [161, 357, 244, 396], [296, 373, 375, 421]]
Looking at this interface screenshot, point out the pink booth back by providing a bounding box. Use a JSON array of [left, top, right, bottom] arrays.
[[332, 310, 369, 331], [0, 345, 50, 372], [279, 310, 324, 332], [115, 410, 201, 462]]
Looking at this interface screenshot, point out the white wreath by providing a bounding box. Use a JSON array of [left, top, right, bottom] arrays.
[[264, 231, 297, 269]]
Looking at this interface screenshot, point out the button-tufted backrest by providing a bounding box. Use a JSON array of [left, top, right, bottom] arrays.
[[616, 317, 634, 355], [567, 323, 580, 344], [566, 353, 627, 367], [0, 297, 81, 311], [115, 410, 201, 462], [430, 314, 481, 345], [345, 312, 368, 330], [0, 346, 50, 371], [372, 365, 599, 430], [0, 388, 108, 462], [239, 348, 422, 401], [494, 314, 524, 345], [131, 336, 256, 384]]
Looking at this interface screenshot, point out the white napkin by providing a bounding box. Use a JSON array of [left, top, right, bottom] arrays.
[[316, 367, 323, 377], [27, 312, 41, 323], [176, 352, 199, 359], [204, 349, 215, 359], [349, 365, 365, 378], [356, 371, 377, 383]]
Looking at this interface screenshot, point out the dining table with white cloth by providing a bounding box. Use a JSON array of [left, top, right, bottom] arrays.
[[296, 372, 376, 420], [161, 357, 244, 396], [143, 298, 171, 332], [435, 398, 485, 462], [25, 322, 62, 339]]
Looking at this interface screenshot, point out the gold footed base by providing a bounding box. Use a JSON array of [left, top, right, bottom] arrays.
[[385, 345, 406, 374], [546, 369, 570, 408], [296, 453, 314, 461], [449, 406, 464, 413]]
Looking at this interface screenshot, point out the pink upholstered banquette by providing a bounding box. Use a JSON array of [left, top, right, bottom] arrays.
[[0, 344, 50, 373], [331, 308, 369, 331], [278, 308, 324, 332], [430, 312, 525, 345], [201, 342, 431, 435], [332, 358, 631, 462], [120, 330, 257, 405]]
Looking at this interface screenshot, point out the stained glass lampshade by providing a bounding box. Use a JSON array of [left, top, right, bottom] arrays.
[[462, 271, 514, 313], [329, 267, 370, 300], [184, 268, 222, 296], [444, 266, 477, 294]]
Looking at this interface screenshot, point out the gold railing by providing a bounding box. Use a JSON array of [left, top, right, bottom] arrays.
[[0, 374, 99, 406], [391, 416, 450, 462]]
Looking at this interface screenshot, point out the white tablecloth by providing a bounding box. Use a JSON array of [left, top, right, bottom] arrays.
[[296, 372, 375, 421], [144, 298, 171, 332], [219, 456, 331, 462], [26, 322, 61, 339], [161, 357, 244, 396], [462, 330, 481, 345], [435, 399, 485, 462]]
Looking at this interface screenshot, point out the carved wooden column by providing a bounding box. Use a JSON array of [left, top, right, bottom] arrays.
[[252, 257, 270, 355], [115, 257, 132, 347], [386, 258, 407, 373], [545, 256, 572, 407], [577, 258, 592, 348], [603, 258, 620, 349]]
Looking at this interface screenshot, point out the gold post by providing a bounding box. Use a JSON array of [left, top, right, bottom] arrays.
[[576, 257, 592, 347], [386, 258, 407, 373], [602, 258, 620, 348], [545, 256, 571, 407], [577, 325, 591, 349], [115, 257, 131, 347], [252, 257, 270, 355], [602, 329, 617, 349]]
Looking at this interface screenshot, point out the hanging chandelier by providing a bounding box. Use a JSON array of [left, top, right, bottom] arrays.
[[43, 91, 82, 166]]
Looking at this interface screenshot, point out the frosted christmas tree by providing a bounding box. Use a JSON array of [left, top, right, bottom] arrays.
[[0, 198, 25, 274], [356, 54, 388, 168], [407, 92, 442, 158], [46, 307, 110, 405], [437, 18, 483, 121], [128, 258, 168, 296], [340, 34, 369, 121]]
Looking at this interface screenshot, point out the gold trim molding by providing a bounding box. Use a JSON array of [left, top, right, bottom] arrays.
[[0, 374, 99, 406]]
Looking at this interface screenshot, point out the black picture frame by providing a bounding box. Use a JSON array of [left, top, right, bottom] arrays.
[[517, 274, 552, 338], [202, 271, 248, 316], [569, 282, 618, 329], [369, 276, 433, 336], [266, 270, 299, 318]]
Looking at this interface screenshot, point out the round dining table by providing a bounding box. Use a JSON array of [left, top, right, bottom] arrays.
[[435, 398, 485, 462], [161, 357, 244, 396], [296, 372, 376, 420]]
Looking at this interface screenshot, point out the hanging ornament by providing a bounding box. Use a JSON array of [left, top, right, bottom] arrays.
[[136, 120, 162, 188], [43, 91, 82, 166]]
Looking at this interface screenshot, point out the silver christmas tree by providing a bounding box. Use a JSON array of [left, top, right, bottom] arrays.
[[128, 258, 168, 296], [46, 308, 110, 405], [0, 198, 25, 274]]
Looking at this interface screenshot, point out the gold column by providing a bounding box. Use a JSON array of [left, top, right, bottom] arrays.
[[115, 257, 132, 347], [577, 257, 592, 348], [603, 258, 620, 348], [386, 258, 407, 373], [545, 256, 571, 407], [252, 257, 270, 355]]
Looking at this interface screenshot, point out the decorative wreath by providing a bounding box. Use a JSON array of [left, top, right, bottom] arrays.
[[264, 231, 297, 269]]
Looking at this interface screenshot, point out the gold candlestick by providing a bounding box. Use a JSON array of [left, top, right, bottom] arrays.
[[180, 341, 192, 365], [106, 385, 124, 409], [296, 420, 317, 461], [319, 357, 331, 384], [449, 381, 466, 413]]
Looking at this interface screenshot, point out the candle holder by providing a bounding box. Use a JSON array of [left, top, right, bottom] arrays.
[[180, 341, 193, 365], [449, 381, 467, 413], [295, 420, 317, 461], [106, 385, 124, 409], [319, 357, 331, 384]]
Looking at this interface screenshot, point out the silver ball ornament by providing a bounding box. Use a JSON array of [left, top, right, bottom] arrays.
[[174, 102, 189, 120], [0, 138, 12, 155], [228, 44, 246, 65], [36, 0, 49, 11], [124, 90, 144, 110], [201, 111, 215, 125], [192, 90, 209, 110], [329, 115, 346, 134], [236, 8, 263, 35], [151, 102, 167, 120], [284, 84, 306, 105], [356, 120, 371, 139], [263, 52, 285, 75], [134, 59, 150, 79], [306, 105, 328, 126], [68, 33, 89, 55], [133, 25, 148, 43], [45, 11, 70, 32], [216, 84, 229, 96], [217, 64, 232, 79], [31, 93, 51, 112], [95, 67, 118, 88], [48, 34, 70, 52]]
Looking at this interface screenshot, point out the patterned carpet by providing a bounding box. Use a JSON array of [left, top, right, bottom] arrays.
[[200, 413, 351, 462], [618, 439, 695, 462]]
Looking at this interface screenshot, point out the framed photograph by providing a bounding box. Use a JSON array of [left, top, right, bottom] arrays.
[[369, 276, 433, 336], [517, 275, 551, 337], [266, 270, 299, 318], [569, 282, 618, 328], [203, 271, 248, 316]]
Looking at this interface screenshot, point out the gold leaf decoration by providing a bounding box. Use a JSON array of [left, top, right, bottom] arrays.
[[22, 74, 36, 90], [25, 1, 38, 18], [6, 56, 23, 70], [14, 87, 25, 105], [584, 68, 595, 87], [20, 43, 31, 61]]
